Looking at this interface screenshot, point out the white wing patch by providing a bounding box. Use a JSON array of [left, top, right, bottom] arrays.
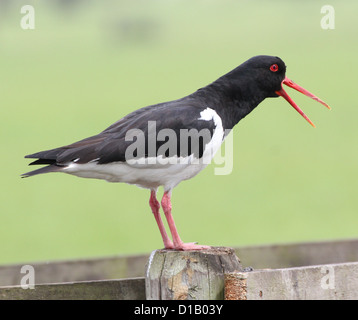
[[198, 108, 224, 164]]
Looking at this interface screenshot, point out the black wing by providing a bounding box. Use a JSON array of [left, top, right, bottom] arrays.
[[23, 99, 218, 177]]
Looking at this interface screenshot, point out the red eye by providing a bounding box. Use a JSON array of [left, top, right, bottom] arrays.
[[270, 64, 279, 72]]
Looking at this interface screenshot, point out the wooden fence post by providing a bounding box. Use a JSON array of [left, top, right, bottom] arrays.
[[145, 247, 243, 300]]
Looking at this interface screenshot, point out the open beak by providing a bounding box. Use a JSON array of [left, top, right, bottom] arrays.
[[275, 77, 330, 128]]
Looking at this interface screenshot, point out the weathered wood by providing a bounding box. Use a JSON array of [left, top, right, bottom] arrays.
[[145, 247, 242, 300], [1, 239, 357, 300], [1, 240, 358, 300], [225, 261, 358, 300], [0, 254, 148, 287], [224, 272, 248, 300], [2, 261, 358, 300], [1, 239, 357, 287], [236, 238, 358, 269], [0, 277, 145, 300]]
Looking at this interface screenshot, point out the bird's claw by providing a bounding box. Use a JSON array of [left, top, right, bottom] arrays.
[[165, 241, 211, 251]]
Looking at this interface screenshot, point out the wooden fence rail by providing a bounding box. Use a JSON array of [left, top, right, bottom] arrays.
[[1, 238, 358, 300], [225, 261, 358, 300]]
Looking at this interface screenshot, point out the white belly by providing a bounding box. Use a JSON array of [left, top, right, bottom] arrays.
[[64, 155, 210, 190]]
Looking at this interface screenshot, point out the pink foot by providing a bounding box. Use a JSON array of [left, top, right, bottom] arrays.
[[163, 240, 175, 250], [173, 242, 211, 251]]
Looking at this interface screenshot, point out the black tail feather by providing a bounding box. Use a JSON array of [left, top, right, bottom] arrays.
[[25, 147, 64, 161], [21, 164, 64, 178], [28, 158, 57, 166], [23, 147, 65, 177]]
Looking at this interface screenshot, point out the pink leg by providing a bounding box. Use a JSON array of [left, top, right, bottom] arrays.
[[149, 190, 174, 249], [161, 191, 210, 251]]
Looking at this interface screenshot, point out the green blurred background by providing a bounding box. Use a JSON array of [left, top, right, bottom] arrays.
[[1, 0, 357, 265]]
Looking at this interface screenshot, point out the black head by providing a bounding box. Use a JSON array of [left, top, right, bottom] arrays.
[[238, 55, 287, 97], [225, 55, 330, 127]]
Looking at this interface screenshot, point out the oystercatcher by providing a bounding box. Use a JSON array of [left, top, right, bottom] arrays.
[[22, 55, 330, 250]]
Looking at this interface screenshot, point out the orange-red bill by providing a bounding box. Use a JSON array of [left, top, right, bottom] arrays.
[[275, 77, 330, 127]]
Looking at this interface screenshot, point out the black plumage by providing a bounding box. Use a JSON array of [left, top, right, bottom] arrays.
[[23, 55, 287, 177]]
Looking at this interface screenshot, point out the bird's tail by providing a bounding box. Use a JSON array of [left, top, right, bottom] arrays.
[[22, 148, 65, 178], [21, 164, 63, 178]]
